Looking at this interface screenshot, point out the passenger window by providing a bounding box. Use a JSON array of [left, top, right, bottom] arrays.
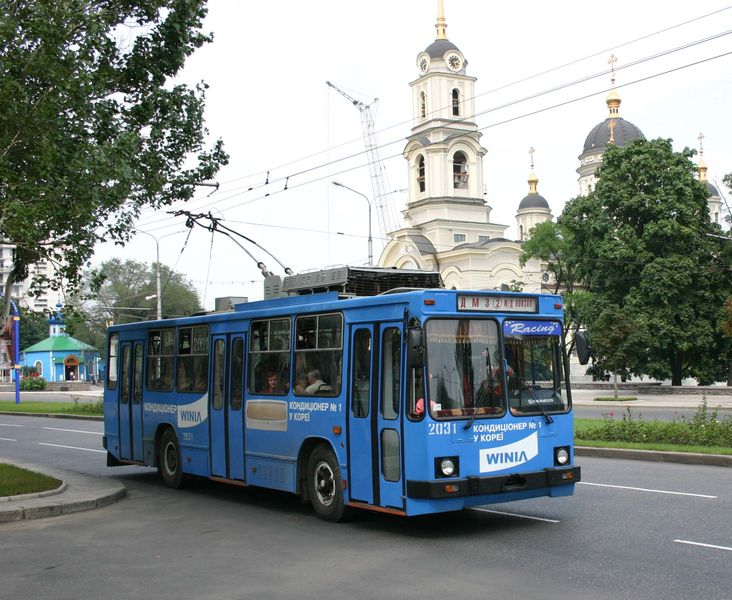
[[120, 345, 131, 405], [133, 344, 143, 405], [146, 329, 174, 391], [108, 334, 119, 391], [249, 318, 291, 395], [408, 367, 426, 420], [230, 338, 244, 410], [351, 329, 371, 418], [381, 328, 401, 420], [381, 429, 400, 482], [294, 313, 343, 397], [177, 326, 209, 393], [212, 339, 225, 410]]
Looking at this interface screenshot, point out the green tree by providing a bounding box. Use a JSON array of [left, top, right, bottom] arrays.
[[18, 308, 50, 351], [520, 220, 586, 355], [69, 258, 203, 349], [0, 0, 228, 318], [561, 138, 730, 386]]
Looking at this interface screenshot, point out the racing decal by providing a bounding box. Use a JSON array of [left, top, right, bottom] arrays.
[[503, 320, 561, 336], [478, 431, 538, 473]]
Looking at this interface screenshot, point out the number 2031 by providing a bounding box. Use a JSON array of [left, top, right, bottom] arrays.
[[428, 422, 456, 436]]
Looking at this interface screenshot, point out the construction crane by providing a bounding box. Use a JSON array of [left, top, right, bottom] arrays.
[[326, 81, 400, 239]]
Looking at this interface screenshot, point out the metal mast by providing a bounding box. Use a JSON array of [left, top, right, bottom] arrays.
[[326, 81, 400, 238]]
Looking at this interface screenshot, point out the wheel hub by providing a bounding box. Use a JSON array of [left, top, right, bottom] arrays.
[[314, 461, 335, 506]]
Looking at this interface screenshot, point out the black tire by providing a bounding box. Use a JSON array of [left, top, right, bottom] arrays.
[[158, 429, 184, 489], [307, 445, 346, 522]]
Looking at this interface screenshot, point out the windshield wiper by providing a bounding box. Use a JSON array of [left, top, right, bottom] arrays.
[[519, 378, 554, 424], [463, 382, 496, 430]]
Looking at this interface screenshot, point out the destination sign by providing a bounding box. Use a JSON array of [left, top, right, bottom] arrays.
[[457, 295, 538, 313]]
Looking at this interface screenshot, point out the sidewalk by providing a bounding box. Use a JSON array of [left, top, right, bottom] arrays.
[[0, 458, 126, 523], [571, 388, 732, 411]]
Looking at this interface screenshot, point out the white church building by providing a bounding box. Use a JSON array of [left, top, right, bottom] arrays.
[[377, 3, 722, 290]]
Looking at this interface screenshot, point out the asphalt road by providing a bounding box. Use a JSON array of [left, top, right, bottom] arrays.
[[1, 414, 731, 600]]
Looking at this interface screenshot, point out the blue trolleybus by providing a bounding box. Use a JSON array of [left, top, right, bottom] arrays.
[[103, 272, 582, 521]]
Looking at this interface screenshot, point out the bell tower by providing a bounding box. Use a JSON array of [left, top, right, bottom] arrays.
[[402, 0, 489, 238]]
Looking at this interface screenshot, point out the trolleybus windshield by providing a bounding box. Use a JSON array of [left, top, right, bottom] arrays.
[[425, 318, 504, 419], [503, 320, 568, 415]]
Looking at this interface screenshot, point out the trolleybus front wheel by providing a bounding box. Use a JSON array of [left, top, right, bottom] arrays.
[[307, 445, 346, 522], [158, 429, 184, 489]]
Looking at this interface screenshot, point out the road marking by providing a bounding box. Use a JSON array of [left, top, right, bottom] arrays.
[[0, 437, 17, 441], [0, 423, 22, 427], [674, 539, 732, 552], [578, 482, 717, 499], [470, 507, 560, 523], [43, 427, 103, 435], [39, 442, 105, 454]]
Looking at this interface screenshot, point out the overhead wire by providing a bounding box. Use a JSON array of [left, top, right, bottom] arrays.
[[126, 15, 732, 287], [134, 47, 732, 239], [133, 27, 732, 232], [141, 5, 732, 195]]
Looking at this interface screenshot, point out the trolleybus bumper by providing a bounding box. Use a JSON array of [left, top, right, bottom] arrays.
[[406, 466, 581, 499]]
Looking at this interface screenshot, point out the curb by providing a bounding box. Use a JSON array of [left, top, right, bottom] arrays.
[[0, 411, 102, 421], [575, 446, 732, 467], [0, 480, 67, 503], [0, 459, 126, 523]]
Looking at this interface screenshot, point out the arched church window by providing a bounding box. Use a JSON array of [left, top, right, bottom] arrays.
[[520, 225, 525, 240], [451, 88, 460, 116], [420, 92, 426, 119], [453, 152, 468, 189], [417, 155, 426, 193]]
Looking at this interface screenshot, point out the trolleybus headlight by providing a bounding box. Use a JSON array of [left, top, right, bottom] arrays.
[[555, 447, 570, 466], [437, 457, 458, 477]]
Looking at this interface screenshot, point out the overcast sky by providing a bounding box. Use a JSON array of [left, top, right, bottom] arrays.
[[92, 0, 732, 309]]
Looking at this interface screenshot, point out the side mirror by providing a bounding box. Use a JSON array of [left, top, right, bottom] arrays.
[[407, 327, 425, 369], [574, 331, 591, 366]]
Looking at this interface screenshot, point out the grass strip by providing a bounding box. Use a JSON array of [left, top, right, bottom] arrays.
[[575, 438, 732, 455], [575, 416, 732, 455], [0, 463, 62, 496]]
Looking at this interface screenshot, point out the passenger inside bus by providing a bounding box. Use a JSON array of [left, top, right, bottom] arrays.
[[177, 361, 192, 392], [260, 371, 285, 395], [294, 376, 308, 394], [304, 369, 330, 394]]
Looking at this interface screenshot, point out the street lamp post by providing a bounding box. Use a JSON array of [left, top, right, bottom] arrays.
[[133, 229, 186, 320], [331, 181, 373, 266]]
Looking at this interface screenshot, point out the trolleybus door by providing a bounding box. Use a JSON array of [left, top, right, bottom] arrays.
[[376, 323, 405, 510], [347, 325, 375, 504], [209, 334, 246, 481], [227, 335, 246, 481], [210, 335, 228, 478], [119, 340, 144, 461]]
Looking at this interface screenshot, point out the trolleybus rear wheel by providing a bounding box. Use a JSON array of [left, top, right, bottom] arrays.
[[307, 445, 346, 522], [158, 429, 184, 489]]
